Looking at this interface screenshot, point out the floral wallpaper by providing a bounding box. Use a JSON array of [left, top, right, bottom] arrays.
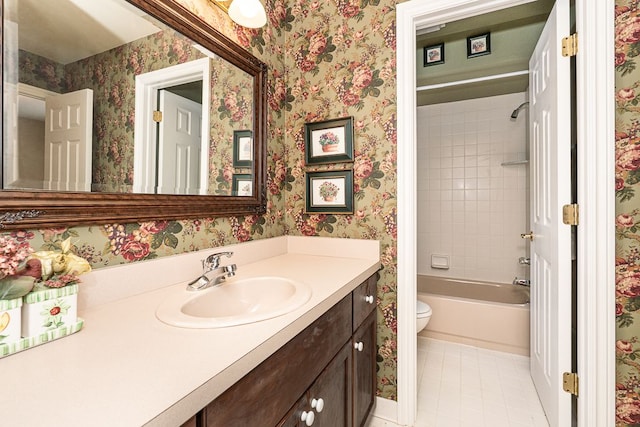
[[18, 50, 65, 93], [7, 0, 638, 412], [19, 28, 253, 194], [209, 59, 254, 195], [282, 0, 398, 399], [616, 1, 640, 425]]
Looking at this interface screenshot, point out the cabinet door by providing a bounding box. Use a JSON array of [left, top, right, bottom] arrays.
[[353, 310, 377, 427], [309, 342, 353, 427], [277, 342, 353, 427]]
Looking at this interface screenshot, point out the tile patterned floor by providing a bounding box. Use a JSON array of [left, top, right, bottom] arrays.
[[366, 338, 549, 427]]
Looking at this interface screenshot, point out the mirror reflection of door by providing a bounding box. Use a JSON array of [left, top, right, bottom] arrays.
[[156, 83, 202, 195], [44, 88, 93, 191]]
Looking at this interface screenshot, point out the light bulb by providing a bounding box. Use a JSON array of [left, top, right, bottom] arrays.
[[228, 0, 267, 28]]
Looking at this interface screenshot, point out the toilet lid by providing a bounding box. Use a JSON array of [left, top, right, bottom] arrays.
[[417, 300, 432, 316]]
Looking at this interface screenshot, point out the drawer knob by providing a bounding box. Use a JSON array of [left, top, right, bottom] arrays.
[[354, 341, 364, 352], [365, 295, 374, 304], [301, 410, 315, 426], [311, 398, 325, 412]]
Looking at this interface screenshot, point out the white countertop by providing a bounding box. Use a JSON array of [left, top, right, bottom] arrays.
[[0, 237, 379, 426]]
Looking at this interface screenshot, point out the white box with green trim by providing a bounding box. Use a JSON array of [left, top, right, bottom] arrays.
[[22, 284, 78, 338], [0, 297, 22, 345]]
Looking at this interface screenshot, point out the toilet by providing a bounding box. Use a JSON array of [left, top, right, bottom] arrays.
[[416, 299, 432, 333]]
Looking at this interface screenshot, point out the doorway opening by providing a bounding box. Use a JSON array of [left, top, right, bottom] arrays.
[[133, 58, 210, 194], [413, 1, 570, 426], [395, 0, 616, 426]]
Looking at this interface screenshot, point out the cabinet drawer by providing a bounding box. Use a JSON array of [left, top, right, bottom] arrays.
[[205, 294, 352, 426], [352, 274, 377, 332]]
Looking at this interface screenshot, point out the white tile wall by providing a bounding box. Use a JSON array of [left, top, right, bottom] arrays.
[[417, 93, 530, 283]]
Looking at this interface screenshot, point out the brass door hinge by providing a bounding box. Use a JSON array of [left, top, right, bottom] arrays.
[[562, 33, 578, 57], [153, 110, 163, 123], [563, 372, 579, 396], [562, 204, 579, 225]]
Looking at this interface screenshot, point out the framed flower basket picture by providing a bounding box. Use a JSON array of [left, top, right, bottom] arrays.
[[233, 130, 253, 168], [467, 33, 491, 58], [232, 173, 253, 196], [305, 170, 354, 214], [304, 117, 354, 165], [423, 43, 444, 66]]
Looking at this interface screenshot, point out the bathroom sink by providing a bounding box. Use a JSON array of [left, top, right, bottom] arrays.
[[156, 276, 312, 328]]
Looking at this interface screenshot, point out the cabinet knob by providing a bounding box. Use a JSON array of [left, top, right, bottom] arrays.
[[301, 410, 315, 426], [311, 398, 325, 413], [354, 341, 364, 352], [365, 295, 374, 304]]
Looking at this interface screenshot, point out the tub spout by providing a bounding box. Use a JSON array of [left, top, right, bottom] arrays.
[[513, 277, 530, 287]]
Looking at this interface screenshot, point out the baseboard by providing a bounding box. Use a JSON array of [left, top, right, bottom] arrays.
[[371, 396, 398, 423]]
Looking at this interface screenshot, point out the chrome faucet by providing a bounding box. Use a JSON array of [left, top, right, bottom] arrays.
[[186, 251, 237, 291], [513, 277, 530, 287], [518, 257, 530, 266]]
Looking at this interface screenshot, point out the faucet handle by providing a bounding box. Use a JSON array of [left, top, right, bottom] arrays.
[[203, 251, 234, 271]]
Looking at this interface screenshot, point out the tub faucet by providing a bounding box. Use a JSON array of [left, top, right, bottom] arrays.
[[512, 277, 530, 287], [186, 251, 237, 291]]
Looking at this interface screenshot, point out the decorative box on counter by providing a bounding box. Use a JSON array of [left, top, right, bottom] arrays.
[[0, 297, 23, 346], [22, 284, 78, 337]]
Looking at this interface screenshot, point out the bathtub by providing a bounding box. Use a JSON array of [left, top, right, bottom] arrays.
[[417, 275, 530, 355]]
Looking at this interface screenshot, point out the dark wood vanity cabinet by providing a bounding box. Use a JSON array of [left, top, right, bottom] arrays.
[[199, 273, 377, 427]]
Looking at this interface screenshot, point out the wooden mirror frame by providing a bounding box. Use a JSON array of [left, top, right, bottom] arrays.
[[0, 0, 268, 230]]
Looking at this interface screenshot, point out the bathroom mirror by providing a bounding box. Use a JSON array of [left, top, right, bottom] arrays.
[[0, 0, 267, 229]]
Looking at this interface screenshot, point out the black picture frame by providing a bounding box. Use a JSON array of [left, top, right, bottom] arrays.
[[232, 173, 253, 196], [304, 117, 354, 165], [467, 33, 491, 58], [305, 170, 354, 214], [423, 43, 445, 66], [232, 130, 253, 168]]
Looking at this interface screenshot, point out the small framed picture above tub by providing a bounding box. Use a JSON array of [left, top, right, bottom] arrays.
[[304, 117, 354, 166], [423, 42, 445, 66], [467, 33, 491, 58]]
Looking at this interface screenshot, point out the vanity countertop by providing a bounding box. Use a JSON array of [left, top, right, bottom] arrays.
[[0, 236, 379, 427]]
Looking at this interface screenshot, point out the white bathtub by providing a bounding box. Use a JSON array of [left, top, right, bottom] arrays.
[[417, 275, 530, 355]]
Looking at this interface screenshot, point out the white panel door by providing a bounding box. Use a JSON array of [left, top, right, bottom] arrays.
[[157, 90, 202, 195], [528, 1, 571, 426], [44, 89, 93, 192]]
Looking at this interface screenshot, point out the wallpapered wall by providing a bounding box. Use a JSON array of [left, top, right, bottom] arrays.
[[4, 0, 400, 401], [19, 30, 253, 194], [615, 1, 640, 425], [4, 0, 639, 413], [281, 0, 398, 398]]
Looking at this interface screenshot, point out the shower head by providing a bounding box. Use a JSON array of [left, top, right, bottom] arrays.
[[510, 102, 530, 119]]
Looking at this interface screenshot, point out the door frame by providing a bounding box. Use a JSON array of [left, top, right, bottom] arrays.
[[133, 58, 210, 194], [395, 0, 615, 426]]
